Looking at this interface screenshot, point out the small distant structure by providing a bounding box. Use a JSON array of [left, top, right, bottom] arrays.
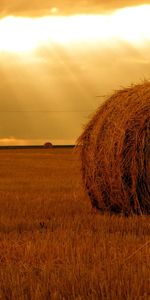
[[43, 142, 53, 149]]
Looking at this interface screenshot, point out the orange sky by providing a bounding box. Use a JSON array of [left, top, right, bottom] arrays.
[[0, 1, 150, 145], [1, 0, 150, 16]]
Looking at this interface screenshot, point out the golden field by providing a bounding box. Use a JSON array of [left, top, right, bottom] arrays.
[[0, 148, 149, 300]]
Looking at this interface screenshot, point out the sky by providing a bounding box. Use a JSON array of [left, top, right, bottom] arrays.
[[0, 1, 150, 145]]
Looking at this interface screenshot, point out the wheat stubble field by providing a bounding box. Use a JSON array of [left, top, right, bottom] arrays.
[[0, 148, 149, 300]]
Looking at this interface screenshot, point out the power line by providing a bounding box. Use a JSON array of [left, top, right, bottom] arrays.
[[0, 110, 94, 113]]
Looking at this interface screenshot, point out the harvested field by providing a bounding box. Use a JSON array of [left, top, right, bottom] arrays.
[[0, 148, 149, 300], [78, 82, 150, 216]]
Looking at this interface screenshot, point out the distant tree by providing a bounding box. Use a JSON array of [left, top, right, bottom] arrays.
[[43, 142, 53, 149]]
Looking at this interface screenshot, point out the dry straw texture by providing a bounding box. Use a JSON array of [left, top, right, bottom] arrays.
[[77, 82, 150, 215]]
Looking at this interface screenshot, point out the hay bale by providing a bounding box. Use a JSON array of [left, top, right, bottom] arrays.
[[43, 142, 53, 149], [77, 82, 150, 215]]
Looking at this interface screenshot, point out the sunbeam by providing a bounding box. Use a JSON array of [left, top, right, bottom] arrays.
[[0, 5, 150, 53]]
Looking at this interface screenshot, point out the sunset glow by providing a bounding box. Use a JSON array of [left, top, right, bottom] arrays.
[[0, 5, 150, 53]]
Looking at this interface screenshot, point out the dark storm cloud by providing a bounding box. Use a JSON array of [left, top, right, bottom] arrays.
[[0, 0, 150, 17]]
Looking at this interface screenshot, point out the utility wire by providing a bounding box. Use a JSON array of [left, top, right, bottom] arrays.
[[0, 110, 94, 113], [0, 96, 105, 113]]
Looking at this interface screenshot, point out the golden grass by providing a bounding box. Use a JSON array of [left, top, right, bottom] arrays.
[[77, 82, 150, 215], [0, 148, 149, 300]]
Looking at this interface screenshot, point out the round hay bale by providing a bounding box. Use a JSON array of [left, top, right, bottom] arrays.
[[77, 82, 150, 215], [43, 142, 53, 149]]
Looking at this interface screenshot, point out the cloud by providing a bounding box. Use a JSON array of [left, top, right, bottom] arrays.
[[0, 7, 150, 145], [0, 0, 150, 17], [0, 137, 75, 145], [0, 137, 28, 145]]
